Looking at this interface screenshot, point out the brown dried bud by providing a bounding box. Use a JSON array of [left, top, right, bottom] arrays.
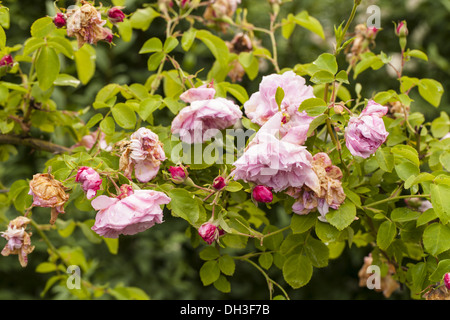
[[29, 173, 69, 224]]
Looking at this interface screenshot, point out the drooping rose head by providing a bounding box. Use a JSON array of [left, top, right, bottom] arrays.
[[91, 186, 171, 238], [244, 71, 315, 127], [107, 7, 125, 24], [66, 2, 111, 48], [28, 173, 70, 225], [171, 97, 242, 144], [1, 216, 35, 267], [53, 12, 67, 28], [252, 185, 273, 203], [198, 222, 219, 245], [75, 166, 102, 199], [345, 100, 389, 159]]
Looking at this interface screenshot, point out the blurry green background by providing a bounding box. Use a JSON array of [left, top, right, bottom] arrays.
[[0, 0, 448, 299]]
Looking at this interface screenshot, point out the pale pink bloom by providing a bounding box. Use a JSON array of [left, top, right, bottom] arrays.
[[128, 127, 166, 183], [345, 100, 389, 159], [75, 166, 102, 199], [171, 97, 242, 144], [232, 112, 320, 193], [244, 71, 315, 127], [179, 84, 215, 103], [91, 185, 171, 238]]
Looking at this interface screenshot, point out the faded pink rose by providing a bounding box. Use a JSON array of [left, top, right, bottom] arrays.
[[127, 127, 166, 183], [198, 222, 220, 245], [66, 3, 112, 48], [232, 112, 320, 193], [91, 185, 171, 238], [179, 83, 216, 103], [171, 97, 242, 144], [1, 216, 35, 267], [345, 100, 389, 159], [252, 185, 273, 203], [244, 71, 315, 127], [72, 129, 112, 152], [75, 166, 102, 199]]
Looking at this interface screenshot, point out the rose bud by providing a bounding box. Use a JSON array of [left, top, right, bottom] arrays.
[[0, 55, 13, 67], [212, 176, 226, 190], [198, 222, 219, 245], [107, 7, 125, 24], [75, 166, 103, 199], [252, 185, 273, 203], [53, 13, 67, 28], [168, 166, 187, 184], [444, 273, 450, 290], [395, 21, 408, 37]]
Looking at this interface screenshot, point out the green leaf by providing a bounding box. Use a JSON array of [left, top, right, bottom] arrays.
[[139, 37, 163, 54], [335, 70, 349, 84], [418, 78, 444, 107], [275, 86, 285, 109], [163, 36, 179, 53], [395, 160, 420, 182], [35, 262, 58, 273], [85, 113, 103, 129], [310, 70, 335, 84], [53, 74, 80, 88], [407, 49, 428, 61], [409, 262, 427, 294], [104, 237, 119, 255], [168, 188, 200, 224], [429, 259, 450, 282], [312, 53, 338, 74], [195, 29, 230, 68], [315, 220, 340, 243], [199, 260, 220, 286], [390, 207, 421, 223], [79, 219, 102, 244], [31, 17, 55, 38], [147, 51, 165, 71], [283, 254, 313, 289], [293, 11, 325, 39], [74, 44, 96, 85], [391, 144, 420, 167], [138, 97, 161, 121], [199, 246, 220, 261], [213, 275, 231, 293], [377, 220, 397, 250], [353, 54, 383, 79], [99, 116, 115, 136], [298, 97, 328, 116], [181, 28, 197, 51], [111, 103, 137, 129], [56, 219, 77, 238], [258, 252, 273, 270], [218, 255, 235, 276], [325, 199, 356, 231], [404, 172, 435, 189], [431, 115, 449, 138], [305, 236, 329, 268], [290, 213, 317, 234], [130, 7, 160, 31], [376, 147, 394, 173], [423, 223, 450, 256], [36, 46, 60, 91], [430, 183, 450, 225], [221, 82, 249, 105]]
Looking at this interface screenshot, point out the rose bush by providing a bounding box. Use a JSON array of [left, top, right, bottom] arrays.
[[0, 0, 449, 300]]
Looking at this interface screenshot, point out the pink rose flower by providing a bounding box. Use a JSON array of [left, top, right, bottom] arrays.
[[72, 129, 112, 152], [1, 216, 35, 267], [198, 222, 220, 245], [0, 55, 13, 67], [232, 112, 320, 193], [444, 273, 450, 290], [345, 100, 389, 159], [91, 185, 171, 238], [171, 97, 242, 144], [244, 71, 315, 127], [252, 185, 273, 203], [128, 127, 166, 182], [168, 166, 187, 183], [179, 83, 216, 103], [75, 166, 102, 199]]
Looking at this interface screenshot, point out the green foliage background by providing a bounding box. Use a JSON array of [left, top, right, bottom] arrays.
[[0, 0, 448, 299]]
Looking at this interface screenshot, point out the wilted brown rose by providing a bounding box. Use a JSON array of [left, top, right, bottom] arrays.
[[28, 173, 69, 225], [358, 254, 400, 298], [1, 216, 35, 267]]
